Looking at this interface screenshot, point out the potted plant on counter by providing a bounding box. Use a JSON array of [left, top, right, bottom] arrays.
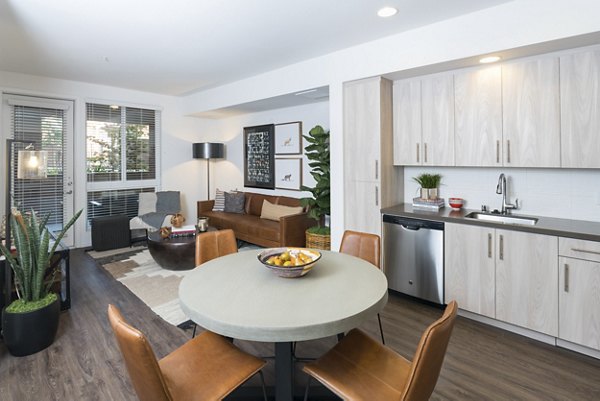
[[413, 173, 442, 200], [300, 125, 331, 250], [0, 208, 82, 356]]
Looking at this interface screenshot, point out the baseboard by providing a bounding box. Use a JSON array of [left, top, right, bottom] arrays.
[[556, 339, 600, 359]]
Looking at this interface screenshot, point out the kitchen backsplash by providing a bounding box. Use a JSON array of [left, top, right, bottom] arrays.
[[404, 167, 600, 222]]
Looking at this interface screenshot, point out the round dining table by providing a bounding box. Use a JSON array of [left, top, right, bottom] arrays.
[[179, 249, 388, 401]]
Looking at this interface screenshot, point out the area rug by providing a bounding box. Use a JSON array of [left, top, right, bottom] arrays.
[[89, 242, 262, 328]]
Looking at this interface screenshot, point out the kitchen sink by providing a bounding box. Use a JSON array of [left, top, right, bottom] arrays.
[[465, 212, 538, 226]]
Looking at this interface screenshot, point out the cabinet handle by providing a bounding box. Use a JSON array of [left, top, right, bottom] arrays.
[[499, 235, 504, 260], [507, 140, 511, 164], [564, 264, 569, 292], [571, 248, 600, 256], [375, 185, 379, 206], [424, 143, 428, 163], [375, 160, 378, 180], [496, 140, 500, 163], [488, 233, 492, 258], [416, 143, 420, 163]]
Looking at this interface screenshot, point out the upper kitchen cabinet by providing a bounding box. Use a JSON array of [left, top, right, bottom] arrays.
[[393, 79, 421, 165], [454, 65, 503, 167], [502, 57, 560, 167], [393, 74, 454, 166], [344, 77, 402, 236], [560, 49, 600, 168]]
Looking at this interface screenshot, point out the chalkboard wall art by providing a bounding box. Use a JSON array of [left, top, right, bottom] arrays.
[[244, 124, 275, 189]]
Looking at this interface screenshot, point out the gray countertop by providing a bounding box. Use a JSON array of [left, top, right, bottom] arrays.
[[381, 204, 600, 242]]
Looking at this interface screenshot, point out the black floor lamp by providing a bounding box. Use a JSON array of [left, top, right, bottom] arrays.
[[3, 139, 48, 306], [192, 143, 224, 200]]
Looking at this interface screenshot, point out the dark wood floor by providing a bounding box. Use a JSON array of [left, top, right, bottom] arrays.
[[1, 249, 600, 400]]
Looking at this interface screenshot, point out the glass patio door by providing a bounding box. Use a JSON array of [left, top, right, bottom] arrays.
[[2, 94, 75, 246]]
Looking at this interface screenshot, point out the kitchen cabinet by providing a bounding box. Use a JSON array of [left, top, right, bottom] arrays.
[[445, 223, 495, 318], [495, 229, 558, 336], [560, 49, 600, 168], [454, 65, 502, 167], [344, 77, 403, 236], [393, 74, 454, 166], [502, 57, 560, 167], [445, 223, 558, 336], [558, 237, 600, 351]]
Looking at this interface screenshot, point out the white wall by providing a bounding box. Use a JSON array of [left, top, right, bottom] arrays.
[[179, 0, 600, 248], [200, 101, 329, 202], [404, 167, 600, 222], [0, 70, 204, 247]]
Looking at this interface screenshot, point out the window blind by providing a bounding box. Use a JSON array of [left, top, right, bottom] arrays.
[[87, 187, 154, 227], [10, 104, 66, 226]]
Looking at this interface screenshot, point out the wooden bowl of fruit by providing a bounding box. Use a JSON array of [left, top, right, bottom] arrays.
[[258, 247, 322, 278]]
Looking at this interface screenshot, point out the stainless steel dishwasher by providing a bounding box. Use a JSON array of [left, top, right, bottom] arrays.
[[382, 214, 444, 304]]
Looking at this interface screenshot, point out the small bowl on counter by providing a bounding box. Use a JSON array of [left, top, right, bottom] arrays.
[[258, 247, 322, 278], [448, 198, 464, 210]]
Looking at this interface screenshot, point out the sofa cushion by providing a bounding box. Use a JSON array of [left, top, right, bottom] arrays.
[[276, 196, 303, 209], [245, 193, 279, 216], [260, 200, 303, 221], [138, 192, 157, 215], [224, 192, 245, 213]]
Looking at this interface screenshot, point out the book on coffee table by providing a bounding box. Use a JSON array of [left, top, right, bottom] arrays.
[[171, 225, 196, 236]]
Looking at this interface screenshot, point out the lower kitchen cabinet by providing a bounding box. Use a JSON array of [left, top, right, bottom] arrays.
[[445, 223, 495, 318], [495, 229, 558, 336], [445, 223, 558, 336], [559, 257, 600, 351]]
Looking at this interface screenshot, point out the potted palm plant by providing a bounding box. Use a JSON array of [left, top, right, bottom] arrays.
[[300, 125, 330, 250], [0, 208, 81, 356], [413, 173, 442, 200]]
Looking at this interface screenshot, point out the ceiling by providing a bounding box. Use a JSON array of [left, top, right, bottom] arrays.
[[0, 0, 509, 96]]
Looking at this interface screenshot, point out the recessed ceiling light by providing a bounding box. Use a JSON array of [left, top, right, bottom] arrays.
[[479, 56, 501, 64], [377, 7, 398, 18]]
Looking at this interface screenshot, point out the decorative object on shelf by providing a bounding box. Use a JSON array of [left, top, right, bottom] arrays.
[[197, 217, 209, 232], [0, 208, 82, 356], [275, 158, 302, 190], [413, 173, 442, 200], [244, 124, 275, 189], [159, 226, 172, 239], [170, 213, 185, 228], [193, 142, 225, 200], [275, 122, 302, 155], [448, 197, 465, 210], [300, 125, 330, 250], [412, 197, 445, 211]]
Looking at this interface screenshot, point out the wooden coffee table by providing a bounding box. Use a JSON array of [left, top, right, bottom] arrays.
[[147, 227, 217, 270]]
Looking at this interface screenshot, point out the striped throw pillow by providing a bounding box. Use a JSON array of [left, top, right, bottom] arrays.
[[212, 189, 225, 211]]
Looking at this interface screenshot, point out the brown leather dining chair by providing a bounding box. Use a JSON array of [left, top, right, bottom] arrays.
[[302, 301, 458, 401], [192, 228, 238, 337], [339, 229, 385, 343], [195, 228, 238, 266], [108, 304, 267, 401]]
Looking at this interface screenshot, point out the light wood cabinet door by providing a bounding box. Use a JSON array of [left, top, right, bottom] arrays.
[[560, 49, 600, 168], [502, 57, 560, 167], [344, 78, 382, 181], [445, 223, 495, 318], [495, 230, 558, 336], [421, 74, 455, 166], [454, 66, 502, 167], [559, 257, 600, 350], [344, 180, 381, 236], [393, 79, 421, 165]]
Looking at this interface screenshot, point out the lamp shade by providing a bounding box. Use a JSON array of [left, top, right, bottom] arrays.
[[193, 143, 224, 159]]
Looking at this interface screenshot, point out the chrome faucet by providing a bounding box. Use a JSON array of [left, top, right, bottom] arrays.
[[496, 173, 518, 215]]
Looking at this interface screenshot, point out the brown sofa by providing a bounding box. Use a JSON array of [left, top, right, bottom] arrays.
[[197, 192, 316, 248]]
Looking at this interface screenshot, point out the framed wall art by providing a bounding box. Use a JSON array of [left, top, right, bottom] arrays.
[[275, 158, 302, 191], [274, 121, 302, 155], [244, 124, 275, 189]]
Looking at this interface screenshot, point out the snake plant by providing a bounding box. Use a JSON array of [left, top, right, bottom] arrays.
[[0, 208, 82, 312]]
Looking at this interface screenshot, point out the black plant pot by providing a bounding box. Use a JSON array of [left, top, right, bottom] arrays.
[[1, 297, 60, 357]]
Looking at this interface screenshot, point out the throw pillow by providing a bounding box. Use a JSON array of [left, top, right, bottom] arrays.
[[224, 191, 245, 214], [212, 189, 225, 211], [156, 191, 180, 214], [260, 200, 303, 221]]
